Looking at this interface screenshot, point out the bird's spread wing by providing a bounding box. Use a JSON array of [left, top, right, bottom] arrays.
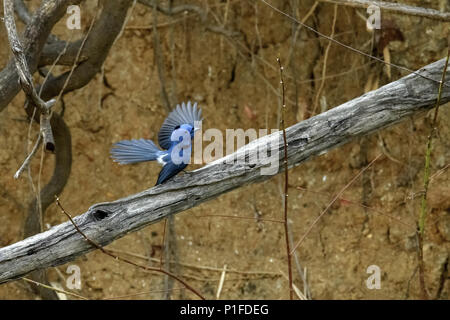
[[158, 101, 202, 150]]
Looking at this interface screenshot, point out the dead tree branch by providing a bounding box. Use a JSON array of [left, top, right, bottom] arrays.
[[24, 114, 72, 240], [13, 0, 32, 25], [318, 0, 450, 22], [0, 0, 83, 113], [139, 0, 206, 18], [39, 39, 88, 67], [37, 0, 134, 101], [0, 58, 449, 283], [138, 0, 240, 38], [3, 0, 78, 298], [4, 0, 57, 155], [55, 197, 205, 300], [152, 0, 171, 112], [21, 113, 72, 300]]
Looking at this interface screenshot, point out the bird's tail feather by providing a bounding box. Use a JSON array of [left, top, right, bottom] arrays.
[[110, 139, 164, 164]]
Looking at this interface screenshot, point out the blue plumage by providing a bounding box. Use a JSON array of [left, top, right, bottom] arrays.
[[111, 101, 202, 185]]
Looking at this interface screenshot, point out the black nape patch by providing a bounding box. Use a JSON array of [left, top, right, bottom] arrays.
[[92, 209, 112, 221]]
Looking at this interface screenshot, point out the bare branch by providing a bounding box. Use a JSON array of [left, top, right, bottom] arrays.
[[318, 0, 450, 22], [0, 0, 83, 113], [13, 0, 32, 25], [138, 0, 240, 38], [152, 0, 171, 111], [22, 113, 73, 299], [39, 39, 88, 67], [37, 0, 134, 101], [4, 0, 58, 172], [24, 114, 72, 239], [261, 0, 449, 88], [0, 58, 448, 283], [14, 134, 42, 179], [3, 0, 52, 112], [138, 0, 206, 18], [55, 197, 205, 300], [276, 57, 293, 300]]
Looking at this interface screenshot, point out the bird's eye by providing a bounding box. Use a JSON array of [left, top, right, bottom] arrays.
[[174, 125, 180, 130]]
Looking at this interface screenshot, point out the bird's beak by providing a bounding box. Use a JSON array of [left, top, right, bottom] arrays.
[[194, 127, 200, 132]]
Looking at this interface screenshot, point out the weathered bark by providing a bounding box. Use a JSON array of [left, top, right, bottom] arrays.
[[0, 0, 83, 112], [0, 58, 449, 283], [318, 0, 450, 22]]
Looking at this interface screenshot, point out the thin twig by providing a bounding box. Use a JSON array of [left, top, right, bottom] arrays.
[[317, 0, 450, 22], [285, 1, 318, 68], [22, 277, 88, 300], [14, 134, 42, 179], [277, 57, 293, 300], [199, 214, 284, 224], [419, 47, 450, 235], [113, 0, 138, 45], [312, 4, 337, 115], [55, 197, 205, 300], [416, 42, 449, 300], [4, 0, 56, 172], [287, 225, 311, 299], [216, 264, 227, 299], [260, 0, 449, 88], [291, 154, 382, 254], [429, 164, 449, 183], [279, 269, 308, 300], [377, 133, 403, 165], [164, 215, 177, 299], [152, 0, 171, 112], [3, 0, 54, 112], [1, 56, 448, 283], [36, 141, 45, 234], [416, 231, 429, 299], [108, 248, 282, 276], [0, 0, 84, 112], [39, 35, 75, 97], [102, 287, 184, 300], [295, 186, 414, 229], [51, 6, 97, 109]]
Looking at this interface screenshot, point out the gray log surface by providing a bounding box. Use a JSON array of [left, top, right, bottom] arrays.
[[318, 0, 450, 22], [0, 58, 449, 283]]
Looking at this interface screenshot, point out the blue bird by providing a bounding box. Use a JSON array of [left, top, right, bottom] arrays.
[[110, 101, 202, 185]]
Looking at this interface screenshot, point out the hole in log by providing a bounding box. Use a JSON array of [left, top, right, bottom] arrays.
[[92, 209, 111, 221], [45, 142, 55, 153]]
